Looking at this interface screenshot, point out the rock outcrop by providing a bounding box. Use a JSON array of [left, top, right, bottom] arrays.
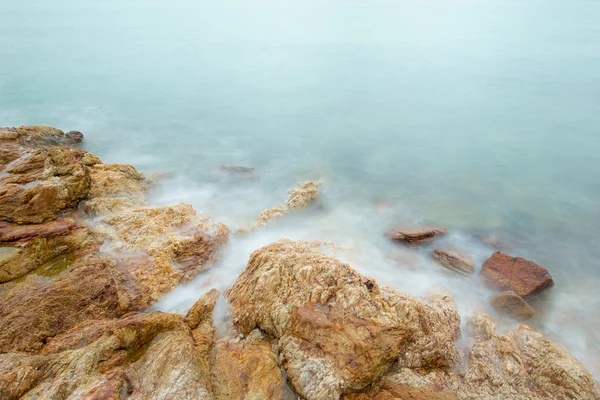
[[227, 239, 461, 400], [432, 248, 474, 275], [490, 290, 534, 321], [480, 252, 554, 298], [386, 227, 447, 246]]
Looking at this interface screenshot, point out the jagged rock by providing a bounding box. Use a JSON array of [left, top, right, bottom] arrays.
[[432, 248, 474, 275], [94, 203, 229, 307], [0, 146, 100, 223], [466, 313, 496, 344], [82, 163, 148, 215], [0, 311, 214, 400], [0, 218, 99, 283], [480, 252, 554, 298], [342, 381, 458, 400], [240, 181, 321, 233], [212, 329, 289, 400], [0, 255, 127, 353], [227, 239, 460, 400], [490, 291, 534, 321], [386, 227, 447, 247]]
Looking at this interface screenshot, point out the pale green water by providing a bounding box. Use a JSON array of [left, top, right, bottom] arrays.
[[2, 0, 600, 376]]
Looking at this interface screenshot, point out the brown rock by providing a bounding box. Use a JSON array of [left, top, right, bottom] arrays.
[[0, 146, 100, 223], [432, 248, 474, 275], [466, 313, 496, 344], [343, 381, 457, 400], [0, 218, 99, 283], [65, 130, 84, 143], [0, 311, 213, 400], [227, 239, 460, 400], [386, 227, 447, 246], [480, 252, 554, 298], [212, 329, 289, 400], [490, 291, 534, 321]]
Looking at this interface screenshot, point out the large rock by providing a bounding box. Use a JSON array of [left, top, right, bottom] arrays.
[[386, 227, 447, 247], [82, 163, 148, 216], [479, 252, 554, 298], [94, 203, 229, 307], [342, 381, 457, 400], [0, 311, 214, 400], [490, 291, 534, 321], [432, 248, 474, 275], [0, 146, 100, 223], [212, 329, 289, 400], [227, 239, 461, 400], [0, 218, 99, 283], [376, 324, 600, 400], [0, 255, 127, 353]]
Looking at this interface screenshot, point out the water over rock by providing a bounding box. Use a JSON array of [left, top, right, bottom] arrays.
[[480, 252, 554, 298], [386, 226, 447, 246], [432, 248, 474, 275], [490, 290, 535, 321]]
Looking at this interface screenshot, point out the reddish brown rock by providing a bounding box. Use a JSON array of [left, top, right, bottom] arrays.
[[432, 248, 474, 275], [490, 291, 534, 321], [386, 227, 447, 246], [0, 218, 99, 283], [479, 252, 554, 298]]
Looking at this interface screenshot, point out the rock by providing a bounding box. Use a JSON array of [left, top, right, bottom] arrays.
[[212, 329, 289, 400], [480, 252, 554, 298], [227, 239, 460, 400], [466, 313, 496, 344], [0, 218, 99, 283], [0, 146, 100, 223], [65, 130, 84, 143], [215, 164, 256, 180], [0, 255, 127, 353], [386, 227, 447, 247], [432, 248, 474, 275], [94, 203, 229, 307], [0, 311, 214, 400], [240, 180, 322, 233], [490, 291, 534, 321], [342, 381, 458, 400], [82, 163, 148, 215]]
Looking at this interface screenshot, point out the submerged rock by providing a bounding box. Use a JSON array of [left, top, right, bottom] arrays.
[[386, 226, 447, 246], [490, 290, 534, 321], [432, 248, 474, 275], [480, 252, 554, 298], [227, 239, 461, 400]]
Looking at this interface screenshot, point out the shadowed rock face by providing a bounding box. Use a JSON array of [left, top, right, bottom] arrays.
[[480, 252, 554, 298], [490, 291, 534, 321], [227, 239, 461, 400]]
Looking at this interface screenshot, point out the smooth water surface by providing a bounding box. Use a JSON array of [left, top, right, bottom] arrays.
[[2, 0, 600, 375]]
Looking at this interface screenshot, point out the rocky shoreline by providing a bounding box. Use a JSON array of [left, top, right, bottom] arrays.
[[0, 126, 599, 399]]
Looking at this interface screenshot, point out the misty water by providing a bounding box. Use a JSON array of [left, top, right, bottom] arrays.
[[2, 0, 600, 376]]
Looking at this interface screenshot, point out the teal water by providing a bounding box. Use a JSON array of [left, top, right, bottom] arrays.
[[2, 0, 600, 376]]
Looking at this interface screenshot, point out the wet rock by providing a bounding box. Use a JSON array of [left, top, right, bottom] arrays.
[[0, 311, 213, 400], [0, 218, 99, 283], [240, 180, 322, 233], [212, 329, 289, 400], [386, 226, 447, 246], [480, 252, 554, 298], [466, 313, 496, 344], [432, 248, 474, 275], [227, 239, 460, 400], [82, 163, 148, 215], [0, 146, 100, 223], [94, 203, 229, 307], [490, 291, 534, 321], [65, 130, 84, 143], [215, 164, 256, 180]]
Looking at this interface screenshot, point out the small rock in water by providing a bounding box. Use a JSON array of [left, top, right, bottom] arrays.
[[490, 291, 534, 321], [215, 164, 256, 180], [65, 130, 84, 143], [386, 226, 447, 246], [479, 252, 554, 298], [432, 248, 474, 275]]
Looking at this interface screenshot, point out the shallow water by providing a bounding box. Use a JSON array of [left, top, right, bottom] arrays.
[[2, 0, 600, 376]]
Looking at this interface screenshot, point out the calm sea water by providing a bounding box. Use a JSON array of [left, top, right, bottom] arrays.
[[2, 0, 600, 376]]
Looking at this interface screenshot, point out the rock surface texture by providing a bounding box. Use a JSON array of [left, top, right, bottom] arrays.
[[432, 248, 474, 275], [386, 227, 447, 246], [490, 290, 535, 321], [480, 252, 554, 298]]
